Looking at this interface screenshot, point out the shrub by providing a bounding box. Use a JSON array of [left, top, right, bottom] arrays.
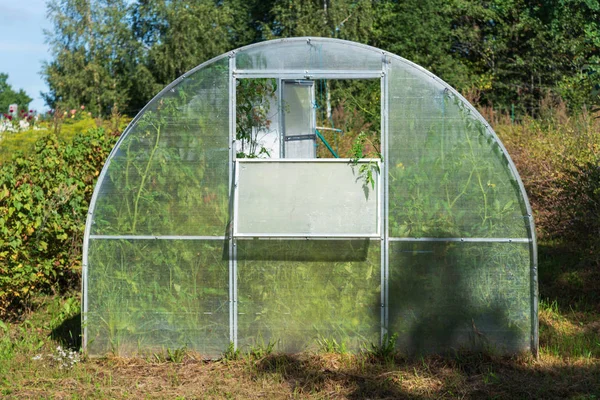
[[0, 128, 118, 318], [0, 109, 128, 165], [496, 100, 600, 259]]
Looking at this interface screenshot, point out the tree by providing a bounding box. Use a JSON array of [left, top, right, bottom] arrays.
[[447, 0, 600, 112], [371, 0, 475, 91], [259, 0, 375, 42], [41, 0, 600, 116], [131, 0, 245, 88], [42, 0, 142, 116], [0, 74, 32, 114]]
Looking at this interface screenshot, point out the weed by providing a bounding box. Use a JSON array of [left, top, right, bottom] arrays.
[[367, 333, 398, 362], [223, 342, 240, 361], [167, 347, 187, 363], [317, 336, 347, 354], [154, 346, 188, 363], [247, 339, 277, 360]]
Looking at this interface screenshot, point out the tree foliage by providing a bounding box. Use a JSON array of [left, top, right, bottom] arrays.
[[131, 0, 240, 87], [42, 0, 600, 115], [42, 0, 142, 116], [447, 0, 600, 112], [0, 74, 32, 114]]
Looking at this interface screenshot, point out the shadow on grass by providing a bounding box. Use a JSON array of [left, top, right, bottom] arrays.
[[538, 242, 600, 312], [254, 353, 422, 399], [50, 312, 81, 350], [253, 352, 600, 399]]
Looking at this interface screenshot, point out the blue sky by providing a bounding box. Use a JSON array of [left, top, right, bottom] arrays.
[[0, 0, 51, 112]]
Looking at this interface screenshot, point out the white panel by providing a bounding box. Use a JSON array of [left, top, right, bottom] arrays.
[[234, 159, 380, 237], [283, 81, 316, 158]]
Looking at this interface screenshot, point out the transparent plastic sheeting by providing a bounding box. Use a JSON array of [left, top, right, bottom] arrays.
[[90, 58, 230, 237], [86, 239, 229, 357], [282, 81, 316, 158], [387, 63, 530, 239], [235, 160, 380, 237], [237, 240, 381, 352], [235, 39, 383, 72], [389, 242, 531, 354], [84, 38, 536, 358]]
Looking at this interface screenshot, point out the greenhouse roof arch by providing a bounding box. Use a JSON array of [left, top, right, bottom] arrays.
[[83, 37, 538, 358]]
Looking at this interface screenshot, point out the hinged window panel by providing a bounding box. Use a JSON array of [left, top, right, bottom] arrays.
[[234, 159, 381, 237]]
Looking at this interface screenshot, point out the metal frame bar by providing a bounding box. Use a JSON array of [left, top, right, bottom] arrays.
[[277, 78, 284, 158], [232, 239, 238, 348], [380, 54, 390, 344], [310, 81, 317, 158], [234, 233, 381, 239], [234, 70, 382, 80], [228, 52, 238, 349], [234, 158, 380, 163], [388, 237, 531, 243], [82, 211, 91, 351], [234, 236, 381, 241], [232, 161, 241, 242], [529, 217, 539, 357], [89, 235, 227, 240]]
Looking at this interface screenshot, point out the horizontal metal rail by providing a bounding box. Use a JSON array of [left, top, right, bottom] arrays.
[[234, 233, 381, 239], [89, 235, 227, 240], [234, 69, 382, 79], [388, 237, 531, 243], [89, 235, 529, 243], [234, 236, 381, 241]]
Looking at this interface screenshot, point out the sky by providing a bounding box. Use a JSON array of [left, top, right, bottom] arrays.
[[0, 0, 52, 112]]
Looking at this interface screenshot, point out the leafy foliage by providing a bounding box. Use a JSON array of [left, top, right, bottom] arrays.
[[350, 132, 381, 190], [43, 0, 143, 115], [0, 73, 32, 114], [90, 61, 230, 237], [131, 0, 243, 90], [0, 129, 117, 318], [498, 98, 600, 257], [236, 79, 278, 158], [446, 0, 600, 111], [42, 0, 600, 115]]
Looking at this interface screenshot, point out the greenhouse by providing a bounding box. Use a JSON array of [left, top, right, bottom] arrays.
[[82, 37, 538, 357]]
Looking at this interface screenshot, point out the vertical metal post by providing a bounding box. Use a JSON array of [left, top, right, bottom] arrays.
[[228, 52, 238, 349], [310, 82, 317, 158], [82, 212, 91, 351], [380, 54, 390, 344], [530, 215, 539, 357], [233, 238, 238, 348], [278, 78, 284, 158], [82, 157, 112, 352]]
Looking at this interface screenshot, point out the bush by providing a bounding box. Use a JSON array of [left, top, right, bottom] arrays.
[[0, 109, 129, 165], [496, 100, 600, 259], [0, 128, 118, 318]]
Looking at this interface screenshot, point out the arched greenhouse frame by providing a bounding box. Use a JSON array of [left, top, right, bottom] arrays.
[[83, 37, 538, 357]]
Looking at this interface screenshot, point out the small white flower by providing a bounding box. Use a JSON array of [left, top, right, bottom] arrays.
[[31, 355, 42, 361]]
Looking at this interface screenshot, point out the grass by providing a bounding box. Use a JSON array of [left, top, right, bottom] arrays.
[[0, 289, 599, 399]]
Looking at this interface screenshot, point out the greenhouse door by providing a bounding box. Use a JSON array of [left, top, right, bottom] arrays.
[[231, 66, 387, 353]]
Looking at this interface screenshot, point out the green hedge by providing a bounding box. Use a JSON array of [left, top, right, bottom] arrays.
[[0, 129, 117, 318]]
